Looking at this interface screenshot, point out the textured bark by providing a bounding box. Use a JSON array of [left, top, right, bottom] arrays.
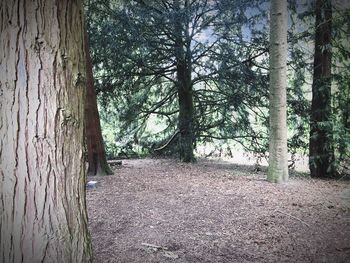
[[84, 31, 112, 176], [267, 0, 289, 183], [309, 0, 334, 178], [177, 85, 195, 163], [174, 0, 195, 163], [0, 0, 92, 262]]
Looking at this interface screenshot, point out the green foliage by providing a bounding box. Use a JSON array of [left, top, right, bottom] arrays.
[[85, 0, 349, 175], [294, 1, 350, 176], [85, 0, 274, 158], [332, 8, 350, 175]]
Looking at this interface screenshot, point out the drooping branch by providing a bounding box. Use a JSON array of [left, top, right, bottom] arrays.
[[154, 130, 181, 151]]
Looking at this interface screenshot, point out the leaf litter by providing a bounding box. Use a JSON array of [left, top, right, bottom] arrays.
[[87, 158, 350, 262]]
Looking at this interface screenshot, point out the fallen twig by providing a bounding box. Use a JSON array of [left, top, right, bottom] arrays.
[[141, 243, 168, 251], [275, 209, 310, 228]]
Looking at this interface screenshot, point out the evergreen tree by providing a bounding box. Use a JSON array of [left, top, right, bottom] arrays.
[[85, 30, 113, 175], [330, 1, 350, 177], [309, 0, 335, 178], [86, 0, 271, 160], [0, 0, 92, 261]]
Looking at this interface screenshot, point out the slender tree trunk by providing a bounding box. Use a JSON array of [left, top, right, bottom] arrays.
[[0, 1, 92, 262], [174, 0, 195, 162], [268, 0, 289, 183], [84, 31, 112, 176], [309, 0, 335, 178]]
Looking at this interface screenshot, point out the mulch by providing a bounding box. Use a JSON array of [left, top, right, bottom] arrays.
[[87, 158, 350, 263]]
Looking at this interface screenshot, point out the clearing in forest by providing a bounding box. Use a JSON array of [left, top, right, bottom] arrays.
[[87, 158, 350, 263]]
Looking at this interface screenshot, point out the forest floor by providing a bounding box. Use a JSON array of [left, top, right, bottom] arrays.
[[87, 158, 350, 263]]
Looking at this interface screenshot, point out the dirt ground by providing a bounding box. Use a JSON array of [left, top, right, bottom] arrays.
[[87, 158, 350, 263]]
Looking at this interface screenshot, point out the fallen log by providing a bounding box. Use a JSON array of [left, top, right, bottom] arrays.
[[107, 160, 122, 166]]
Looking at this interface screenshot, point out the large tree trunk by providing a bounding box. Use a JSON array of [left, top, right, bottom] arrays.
[[267, 0, 289, 183], [177, 76, 195, 163], [84, 31, 112, 176], [174, 0, 195, 163], [0, 1, 92, 262], [309, 0, 335, 178]]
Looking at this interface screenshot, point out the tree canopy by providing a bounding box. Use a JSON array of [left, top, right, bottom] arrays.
[[85, 0, 350, 177]]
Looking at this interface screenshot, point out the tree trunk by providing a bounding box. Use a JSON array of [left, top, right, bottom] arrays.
[[177, 80, 195, 163], [268, 0, 289, 183], [309, 0, 335, 178], [84, 31, 112, 176], [174, 0, 195, 163], [0, 1, 92, 262]]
